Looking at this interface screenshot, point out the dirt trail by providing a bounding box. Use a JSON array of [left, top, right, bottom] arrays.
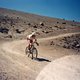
[[0, 32, 80, 80]]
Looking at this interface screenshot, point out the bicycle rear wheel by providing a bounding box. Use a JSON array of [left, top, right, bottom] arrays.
[[25, 47, 29, 54]]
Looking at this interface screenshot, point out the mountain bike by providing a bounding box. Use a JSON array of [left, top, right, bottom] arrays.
[[25, 45, 38, 59]]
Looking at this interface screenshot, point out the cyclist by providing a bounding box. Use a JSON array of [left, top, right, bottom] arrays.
[[27, 32, 39, 51]]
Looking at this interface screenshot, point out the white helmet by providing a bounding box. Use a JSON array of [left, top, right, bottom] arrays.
[[28, 32, 36, 38], [28, 32, 40, 39], [31, 32, 36, 36]]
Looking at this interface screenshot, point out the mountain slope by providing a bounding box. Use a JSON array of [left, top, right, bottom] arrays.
[[0, 7, 80, 39]]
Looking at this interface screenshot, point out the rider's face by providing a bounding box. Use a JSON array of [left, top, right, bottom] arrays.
[[32, 35, 36, 38]]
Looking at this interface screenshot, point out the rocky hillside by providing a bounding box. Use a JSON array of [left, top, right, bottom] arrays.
[[0, 8, 80, 39], [49, 34, 80, 52]]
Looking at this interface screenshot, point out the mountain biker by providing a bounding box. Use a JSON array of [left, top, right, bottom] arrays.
[[27, 32, 39, 51]]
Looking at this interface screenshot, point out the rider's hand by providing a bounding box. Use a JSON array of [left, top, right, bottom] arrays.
[[37, 43, 39, 46]]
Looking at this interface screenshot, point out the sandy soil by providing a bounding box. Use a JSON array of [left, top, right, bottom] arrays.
[[36, 55, 80, 80], [0, 32, 80, 80]]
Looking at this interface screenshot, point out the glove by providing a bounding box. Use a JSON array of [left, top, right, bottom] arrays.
[[37, 43, 39, 46]]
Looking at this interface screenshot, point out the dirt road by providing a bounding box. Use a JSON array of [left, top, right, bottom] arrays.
[[0, 32, 80, 80]]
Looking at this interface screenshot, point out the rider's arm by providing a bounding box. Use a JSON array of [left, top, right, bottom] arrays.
[[34, 39, 39, 46], [27, 35, 31, 40], [27, 38, 30, 40]]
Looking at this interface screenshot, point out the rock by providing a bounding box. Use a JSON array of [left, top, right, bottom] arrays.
[[40, 22, 44, 26], [50, 41, 54, 45], [33, 25, 37, 28], [4, 35, 12, 38], [63, 45, 66, 48], [16, 29, 21, 34], [16, 29, 25, 34], [0, 27, 9, 34], [62, 22, 66, 24], [27, 23, 31, 25], [76, 44, 80, 48]]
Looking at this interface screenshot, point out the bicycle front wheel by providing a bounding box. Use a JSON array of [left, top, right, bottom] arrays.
[[32, 47, 38, 59]]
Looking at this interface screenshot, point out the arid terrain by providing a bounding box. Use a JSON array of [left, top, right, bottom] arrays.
[[0, 8, 80, 80]]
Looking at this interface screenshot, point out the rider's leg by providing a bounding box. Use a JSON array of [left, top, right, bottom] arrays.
[[27, 44, 30, 51], [31, 50, 33, 59], [27, 43, 33, 54], [29, 43, 33, 50], [30, 44, 34, 59], [28, 43, 32, 50]]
